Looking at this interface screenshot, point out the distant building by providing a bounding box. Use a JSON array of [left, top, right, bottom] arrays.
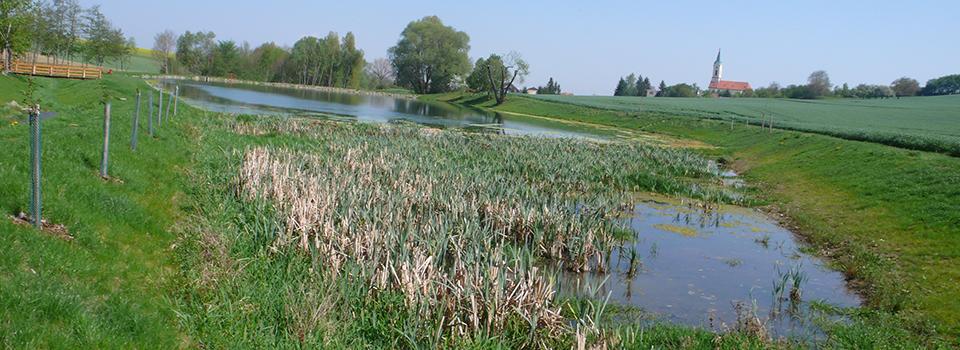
[[560, 92, 574, 96], [525, 87, 539, 95], [707, 49, 752, 95]]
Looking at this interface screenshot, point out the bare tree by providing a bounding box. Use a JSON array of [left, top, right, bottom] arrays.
[[152, 30, 176, 74], [366, 58, 394, 89], [485, 51, 529, 105]]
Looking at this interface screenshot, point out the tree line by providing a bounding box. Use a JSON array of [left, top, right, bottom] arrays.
[[753, 71, 959, 99], [156, 30, 366, 89], [152, 15, 549, 102], [607, 69, 959, 99], [1, 0, 135, 71], [613, 74, 652, 96], [610, 74, 702, 97]]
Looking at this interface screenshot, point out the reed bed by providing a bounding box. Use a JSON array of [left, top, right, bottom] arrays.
[[233, 118, 734, 344]]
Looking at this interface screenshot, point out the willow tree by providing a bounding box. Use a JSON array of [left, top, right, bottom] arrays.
[[389, 16, 470, 94]]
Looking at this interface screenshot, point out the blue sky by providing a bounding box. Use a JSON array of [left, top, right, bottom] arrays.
[[83, 0, 958, 95]]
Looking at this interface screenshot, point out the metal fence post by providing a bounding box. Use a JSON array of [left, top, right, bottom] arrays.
[[158, 85, 164, 126], [173, 85, 179, 116], [29, 105, 42, 229], [131, 89, 141, 151], [165, 89, 173, 120], [148, 92, 154, 137], [100, 102, 111, 178]]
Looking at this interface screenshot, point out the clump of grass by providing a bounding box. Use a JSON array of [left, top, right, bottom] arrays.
[[232, 118, 735, 343]]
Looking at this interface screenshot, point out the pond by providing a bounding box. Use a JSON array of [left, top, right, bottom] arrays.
[[158, 80, 608, 139], [557, 196, 861, 339]]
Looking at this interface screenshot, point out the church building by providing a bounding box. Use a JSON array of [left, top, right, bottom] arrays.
[[707, 50, 752, 95]]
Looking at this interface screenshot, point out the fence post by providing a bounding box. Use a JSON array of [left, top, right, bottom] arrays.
[[158, 86, 164, 126], [29, 104, 42, 229], [131, 89, 141, 150], [173, 85, 179, 116], [100, 102, 111, 178], [148, 92, 154, 137], [165, 89, 173, 120]]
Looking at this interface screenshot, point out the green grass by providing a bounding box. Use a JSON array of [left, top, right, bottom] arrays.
[[430, 92, 960, 344], [531, 94, 960, 155], [0, 74, 191, 347]]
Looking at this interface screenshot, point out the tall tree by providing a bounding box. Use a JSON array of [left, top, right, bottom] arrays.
[[656, 80, 667, 96], [389, 16, 470, 94], [322, 31, 340, 86], [209, 40, 241, 77], [152, 30, 177, 74], [0, 0, 32, 72], [176, 30, 217, 74], [806, 70, 831, 98], [483, 52, 529, 105], [81, 6, 125, 66], [249, 42, 287, 82], [339, 32, 364, 89], [890, 77, 920, 98]]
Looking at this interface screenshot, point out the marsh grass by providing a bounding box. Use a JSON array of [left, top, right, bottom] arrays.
[[223, 116, 741, 346]]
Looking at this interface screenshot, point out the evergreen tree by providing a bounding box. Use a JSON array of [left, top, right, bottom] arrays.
[[539, 77, 561, 95], [634, 74, 651, 96], [614, 77, 627, 96], [656, 80, 667, 97]]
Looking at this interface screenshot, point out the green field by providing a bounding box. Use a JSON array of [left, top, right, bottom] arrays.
[[532, 94, 960, 155]]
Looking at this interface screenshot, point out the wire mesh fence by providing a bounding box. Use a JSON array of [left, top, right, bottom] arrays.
[[29, 105, 42, 229]]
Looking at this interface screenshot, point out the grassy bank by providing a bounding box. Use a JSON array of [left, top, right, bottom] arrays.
[[0, 74, 191, 347], [428, 92, 960, 342]]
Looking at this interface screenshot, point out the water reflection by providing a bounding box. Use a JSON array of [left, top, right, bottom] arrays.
[[160, 80, 604, 139], [558, 198, 860, 339]]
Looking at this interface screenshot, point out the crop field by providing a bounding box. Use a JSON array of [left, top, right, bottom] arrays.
[[531, 94, 960, 155]]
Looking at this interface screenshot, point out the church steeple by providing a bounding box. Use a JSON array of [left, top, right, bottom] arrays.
[[712, 49, 723, 82]]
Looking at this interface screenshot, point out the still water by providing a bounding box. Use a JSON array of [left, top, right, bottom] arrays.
[[160, 80, 606, 139], [558, 198, 861, 339]]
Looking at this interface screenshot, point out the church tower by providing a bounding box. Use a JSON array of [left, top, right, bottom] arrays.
[[712, 49, 723, 83]]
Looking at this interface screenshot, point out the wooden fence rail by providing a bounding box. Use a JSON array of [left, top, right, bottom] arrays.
[[2, 60, 102, 79]]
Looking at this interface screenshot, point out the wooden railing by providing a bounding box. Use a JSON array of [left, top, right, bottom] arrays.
[[2, 60, 102, 79]]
